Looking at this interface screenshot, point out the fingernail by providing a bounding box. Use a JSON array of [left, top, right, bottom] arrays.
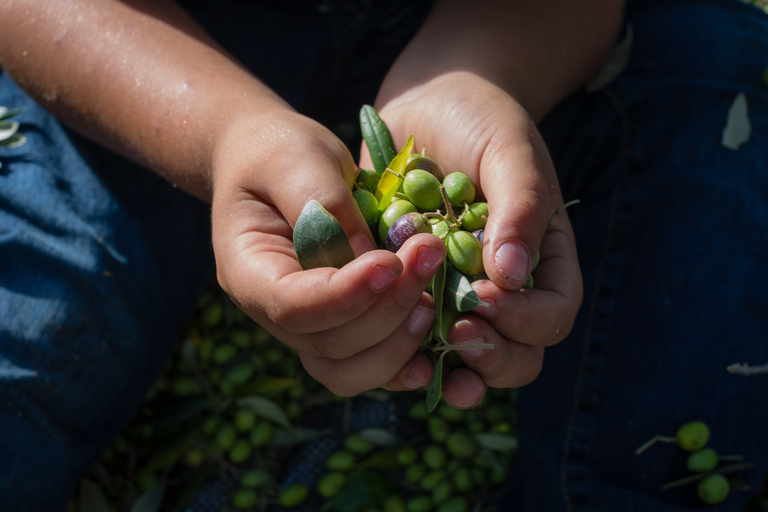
[[495, 241, 530, 283], [455, 337, 490, 358], [416, 246, 444, 276], [406, 305, 435, 335], [370, 265, 399, 292], [404, 369, 427, 389]]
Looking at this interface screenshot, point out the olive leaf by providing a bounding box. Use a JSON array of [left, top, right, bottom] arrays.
[[359, 427, 400, 448], [129, 480, 166, 512], [432, 260, 448, 343], [238, 395, 293, 430], [293, 199, 355, 270], [444, 264, 489, 312], [474, 433, 519, 452], [585, 25, 633, 93], [375, 134, 414, 213], [0, 120, 19, 142], [0, 106, 26, 121], [721, 92, 751, 150], [426, 351, 447, 412], [323, 470, 397, 512], [359, 105, 397, 176]]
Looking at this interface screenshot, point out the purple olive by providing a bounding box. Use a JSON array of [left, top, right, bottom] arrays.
[[472, 229, 484, 244], [386, 212, 430, 252]]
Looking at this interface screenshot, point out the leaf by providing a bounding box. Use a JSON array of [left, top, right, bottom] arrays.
[[79, 478, 112, 512], [444, 264, 489, 312], [359, 105, 397, 176], [358, 450, 400, 469], [129, 481, 166, 512], [359, 427, 400, 447], [0, 106, 26, 121], [375, 134, 414, 213], [585, 25, 633, 93], [0, 132, 27, 148], [474, 433, 518, 452], [426, 351, 446, 412], [0, 120, 19, 142], [432, 260, 448, 343], [721, 92, 751, 150], [293, 199, 355, 270], [238, 395, 292, 429]]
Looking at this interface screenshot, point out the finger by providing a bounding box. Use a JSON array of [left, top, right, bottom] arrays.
[[479, 120, 562, 290], [441, 366, 487, 409], [447, 316, 545, 389], [298, 293, 437, 396], [470, 216, 582, 346], [380, 351, 434, 392]]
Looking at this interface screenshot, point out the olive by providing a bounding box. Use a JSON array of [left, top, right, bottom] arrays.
[[437, 403, 465, 423], [249, 421, 274, 447], [403, 170, 443, 211], [240, 468, 268, 488], [405, 463, 427, 483], [234, 409, 256, 432], [345, 432, 374, 454], [432, 481, 453, 505], [405, 155, 443, 181], [386, 212, 431, 252], [443, 172, 475, 206], [354, 189, 380, 225], [427, 416, 450, 443], [215, 423, 237, 451], [279, 483, 308, 508], [229, 439, 252, 464], [232, 488, 258, 510], [697, 474, 730, 505], [422, 444, 447, 470], [676, 421, 710, 451], [379, 200, 418, 244], [384, 495, 407, 512], [406, 495, 433, 512], [326, 450, 356, 471], [436, 496, 469, 512], [420, 470, 446, 491], [212, 344, 237, 364], [317, 471, 346, 498], [445, 431, 478, 460], [356, 168, 381, 193], [686, 448, 719, 473], [445, 230, 484, 276], [396, 446, 418, 466], [460, 202, 488, 232], [230, 329, 251, 348]]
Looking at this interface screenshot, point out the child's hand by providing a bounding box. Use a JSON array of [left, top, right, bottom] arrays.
[[361, 73, 583, 408], [210, 108, 447, 396]]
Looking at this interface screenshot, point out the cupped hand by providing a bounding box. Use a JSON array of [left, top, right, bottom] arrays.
[[362, 72, 583, 408], [210, 108, 446, 396]]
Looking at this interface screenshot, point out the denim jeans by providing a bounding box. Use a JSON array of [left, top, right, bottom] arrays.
[[1, 0, 766, 511]]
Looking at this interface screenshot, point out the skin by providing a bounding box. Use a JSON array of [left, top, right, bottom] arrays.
[[0, 0, 623, 407]]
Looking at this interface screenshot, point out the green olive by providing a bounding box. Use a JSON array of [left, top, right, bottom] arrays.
[[229, 439, 252, 464], [317, 471, 346, 498], [226, 362, 255, 385], [356, 168, 381, 193], [406, 495, 433, 512], [240, 468, 268, 488], [437, 403, 465, 423], [430, 218, 452, 239], [445, 230, 484, 276], [431, 481, 453, 505], [686, 448, 719, 473], [452, 467, 474, 493], [427, 416, 450, 443], [215, 423, 237, 451], [443, 172, 475, 206], [249, 421, 274, 447], [396, 446, 418, 466], [405, 155, 443, 181], [212, 344, 237, 364], [460, 202, 488, 232], [676, 421, 710, 451], [232, 488, 258, 510], [354, 189, 380, 225], [403, 169, 443, 211], [405, 463, 427, 483], [445, 431, 478, 460], [422, 444, 447, 470], [420, 469, 446, 491], [325, 450, 356, 471], [234, 409, 256, 432], [279, 483, 308, 508], [697, 474, 730, 505], [230, 329, 251, 348], [436, 496, 469, 512], [345, 432, 374, 454], [384, 495, 407, 512]]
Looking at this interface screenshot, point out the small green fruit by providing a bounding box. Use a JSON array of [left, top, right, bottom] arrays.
[[427, 416, 450, 443], [240, 468, 267, 488], [445, 230, 484, 276], [676, 421, 710, 451], [406, 495, 433, 512], [396, 446, 418, 466], [443, 172, 475, 206], [460, 202, 488, 232], [405, 463, 426, 483], [325, 450, 356, 471], [279, 483, 308, 508], [436, 496, 469, 512], [379, 200, 418, 244], [384, 495, 407, 512], [234, 409, 256, 432], [345, 432, 374, 454], [232, 488, 258, 510], [445, 431, 478, 460], [420, 470, 447, 491], [317, 471, 346, 498], [697, 474, 730, 505], [356, 168, 381, 192], [405, 155, 443, 181], [354, 189, 380, 225], [404, 169, 443, 211], [229, 439, 252, 464], [422, 444, 447, 470], [249, 421, 274, 447], [215, 423, 237, 451], [687, 448, 719, 473]]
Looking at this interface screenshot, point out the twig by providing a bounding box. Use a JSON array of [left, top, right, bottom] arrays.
[[726, 363, 768, 375]]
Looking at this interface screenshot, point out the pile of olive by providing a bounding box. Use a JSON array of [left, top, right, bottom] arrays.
[[67, 288, 519, 512], [354, 154, 490, 279]]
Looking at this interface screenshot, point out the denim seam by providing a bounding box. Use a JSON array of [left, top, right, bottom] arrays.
[[560, 86, 633, 512]]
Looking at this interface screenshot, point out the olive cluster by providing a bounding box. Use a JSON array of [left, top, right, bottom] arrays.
[[637, 420, 751, 506], [67, 288, 518, 512], [354, 155, 490, 278]]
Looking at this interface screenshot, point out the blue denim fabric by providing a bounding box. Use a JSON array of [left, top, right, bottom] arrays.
[[509, 1, 768, 510]]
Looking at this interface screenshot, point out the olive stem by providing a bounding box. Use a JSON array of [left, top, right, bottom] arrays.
[[433, 342, 495, 353], [726, 362, 768, 375], [547, 199, 581, 227], [660, 462, 754, 491], [635, 435, 678, 455], [439, 185, 459, 226]]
